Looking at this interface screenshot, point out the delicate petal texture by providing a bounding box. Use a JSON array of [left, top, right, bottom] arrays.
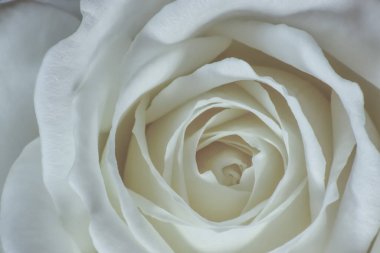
[[0, 140, 79, 253], [0, 0, 79, 207]]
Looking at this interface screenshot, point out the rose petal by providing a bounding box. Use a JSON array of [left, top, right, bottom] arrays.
[[117, 36, 231, 126], [137, 0, 336, 44], [67, 91, 155, 253], [142, 180, 308, 252], [270, 92, 356, 252], [326, 53, 380, 135], [146, 59, 281, 136], [0, 140, 79, 253], [125, 98, 205, 225], [238, 81, 281, 124], [254, 66, 331, 219]]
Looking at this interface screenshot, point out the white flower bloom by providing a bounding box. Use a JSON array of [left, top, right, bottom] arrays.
[[1, 1, 380, 253]]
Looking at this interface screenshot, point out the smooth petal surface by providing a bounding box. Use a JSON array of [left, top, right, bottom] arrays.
[[0, 140, 79, 253], [0, 0, 79, 207]]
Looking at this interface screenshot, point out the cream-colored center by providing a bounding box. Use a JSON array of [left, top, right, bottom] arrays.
[[196, 141, 252, 186]]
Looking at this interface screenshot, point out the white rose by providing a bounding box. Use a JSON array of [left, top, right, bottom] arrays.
[[1, 0, 380, 253]]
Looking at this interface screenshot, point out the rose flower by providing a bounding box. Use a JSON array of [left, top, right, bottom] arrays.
[[1, 1, 380, 253]]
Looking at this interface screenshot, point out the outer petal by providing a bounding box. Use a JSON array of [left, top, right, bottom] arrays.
[[278, 0, 380, 88], [275, 0, 380, 131], [0, 140, 79, 253], [0, 1, 79, 207]]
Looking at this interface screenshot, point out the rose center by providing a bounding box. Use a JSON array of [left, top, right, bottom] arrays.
[[196, 141, 252, 186], [222, 164, 243, 186]]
